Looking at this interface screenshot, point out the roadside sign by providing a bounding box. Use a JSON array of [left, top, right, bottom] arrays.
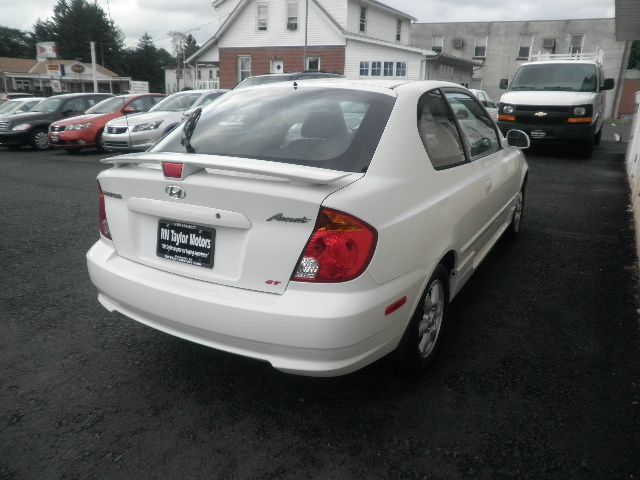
[[129, 80, 149, 93], [36, 42, 58, 61], [51, 79, 62, 93]]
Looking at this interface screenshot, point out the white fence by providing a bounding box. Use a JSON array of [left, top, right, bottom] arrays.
[[195, 80, 220, 90]]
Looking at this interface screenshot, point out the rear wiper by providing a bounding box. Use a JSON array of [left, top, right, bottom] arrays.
[[181, 107, 202, 154]]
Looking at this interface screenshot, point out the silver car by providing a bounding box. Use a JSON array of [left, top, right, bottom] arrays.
[[102, 90, 210, 151]]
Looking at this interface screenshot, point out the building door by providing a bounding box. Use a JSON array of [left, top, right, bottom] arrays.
[[270, 59, 284, 74]]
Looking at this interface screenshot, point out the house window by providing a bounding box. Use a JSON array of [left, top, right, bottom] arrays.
[[359, 6, 367, 33], [432, 35, 444, 54], [257, 4, 268, 31], [371, 61, 381, 76], [569, 34, 584, 54], [518, 34, 533, 59], [306, 56, 320, 71], [359, 61, 369, 76], [396, 62, 407, 77], [197, 70, 201, 80], [238, 56, 251, 82], [474, 36, 488, 58], [287, 2, 298, 31], [383, 61, 394, 76], [15, 79, 31, 90], [208, 70, 213, 80], [396, 19, 402, 41]]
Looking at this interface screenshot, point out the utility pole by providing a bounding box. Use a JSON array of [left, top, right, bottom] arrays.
[[303, 0, 309, 71], [90, 41, 98, 92]]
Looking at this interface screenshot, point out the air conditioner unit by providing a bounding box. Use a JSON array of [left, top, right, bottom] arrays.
[[543, 38, 556, 49], [453, 38, 464, 49]]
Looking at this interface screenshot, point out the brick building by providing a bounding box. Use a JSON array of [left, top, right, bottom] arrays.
[[181, 0, 474, 90]]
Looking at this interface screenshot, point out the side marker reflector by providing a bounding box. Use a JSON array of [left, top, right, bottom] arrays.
[[385, 296, 407, 316]]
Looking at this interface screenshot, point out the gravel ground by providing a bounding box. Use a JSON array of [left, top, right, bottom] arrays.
[[1, 137, 639, 479]]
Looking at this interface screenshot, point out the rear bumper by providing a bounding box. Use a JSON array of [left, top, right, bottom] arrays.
[[86, 239, 429, 376], [498, 121, 596, 141]]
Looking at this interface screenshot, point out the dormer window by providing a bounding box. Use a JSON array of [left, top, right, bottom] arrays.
[[359, 6, 367, 33], [257, 4, 268, 31]]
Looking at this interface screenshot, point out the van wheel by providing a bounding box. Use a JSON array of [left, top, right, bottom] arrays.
[[594, 128, 602, 146], [30, 128, 50, 150], [396, 264, 448, 372]]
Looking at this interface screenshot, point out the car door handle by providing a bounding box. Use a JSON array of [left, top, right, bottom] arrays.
[[484, 180, 493, 194]]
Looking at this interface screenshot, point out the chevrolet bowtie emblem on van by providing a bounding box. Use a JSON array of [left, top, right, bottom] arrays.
[[165, 185, 186, 199], [534, 111, 548, 117]]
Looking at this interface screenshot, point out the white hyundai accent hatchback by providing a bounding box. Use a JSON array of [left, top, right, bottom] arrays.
[[87, 80, 529, 376]]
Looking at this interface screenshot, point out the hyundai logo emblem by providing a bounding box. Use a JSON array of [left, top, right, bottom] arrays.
[[165, 185, 186, 199]]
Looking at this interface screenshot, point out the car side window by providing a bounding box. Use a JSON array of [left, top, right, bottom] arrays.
[[444, 90, 500, 160], [417, 89, 467, 170], [130, 98, 149, 112], [64, 97, 88, 114]]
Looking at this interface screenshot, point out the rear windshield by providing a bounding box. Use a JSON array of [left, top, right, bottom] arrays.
[[150, 92, 202, 112], [154, 86, 396, 173], [510, 63, 599, 92]]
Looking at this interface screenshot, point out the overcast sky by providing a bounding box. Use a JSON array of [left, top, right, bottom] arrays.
[[1, 0, 615, 53]]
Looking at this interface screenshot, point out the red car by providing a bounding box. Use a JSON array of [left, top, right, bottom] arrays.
[[49, 93, 165, 152]]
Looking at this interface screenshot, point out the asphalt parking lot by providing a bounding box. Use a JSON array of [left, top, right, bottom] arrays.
[[1, 133, 639, 479]]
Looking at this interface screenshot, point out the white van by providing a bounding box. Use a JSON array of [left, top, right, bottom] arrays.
[[497, 49, 615, 157]]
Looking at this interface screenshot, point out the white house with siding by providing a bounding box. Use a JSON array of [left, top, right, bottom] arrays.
[[179, 0, 473, 90]]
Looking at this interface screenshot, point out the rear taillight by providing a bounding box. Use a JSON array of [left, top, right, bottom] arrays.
[[98, 182, 111, 240], [292, 208, 377, 283]]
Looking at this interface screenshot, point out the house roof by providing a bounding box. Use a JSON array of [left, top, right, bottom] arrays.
[[190, 0, 419, 63], [0, 57, 122, 78]]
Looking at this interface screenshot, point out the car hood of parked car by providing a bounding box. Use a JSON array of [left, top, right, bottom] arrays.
[[500, 90, 598, 107], [106, 110, 182, 128], [54, 113, 110, 126], [1, 111, 55, 124]]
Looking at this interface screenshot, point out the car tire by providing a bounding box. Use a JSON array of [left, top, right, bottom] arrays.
[[30, 128, 50, 151], [396, 264, 449, 373], [506, 187, 525, 239], [96, 129, 106, 152]]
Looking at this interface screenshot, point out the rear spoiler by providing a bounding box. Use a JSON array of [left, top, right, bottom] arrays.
[[101, 152, 356, 186]]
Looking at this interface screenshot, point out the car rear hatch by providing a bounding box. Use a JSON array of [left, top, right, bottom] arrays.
[[99, 152, 362, 294]]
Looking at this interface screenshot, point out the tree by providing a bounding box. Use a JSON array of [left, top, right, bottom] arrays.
[[34, 0, 124, 71], [122, 32, 175, 93], [0, 26, 34, 58], [184, 34, 199, 60]]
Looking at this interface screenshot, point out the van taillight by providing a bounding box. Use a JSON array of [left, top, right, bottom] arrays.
[[98, 182, 111, 240], [292, 208, 377, 283]]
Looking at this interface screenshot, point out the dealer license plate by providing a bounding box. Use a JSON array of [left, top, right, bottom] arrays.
[[157, 220, 215, 268], [530, 130, 547, 139], [50, 135, 60, 143]]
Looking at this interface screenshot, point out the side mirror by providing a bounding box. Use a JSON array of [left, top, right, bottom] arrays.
[[122, 106, 137, 114], [506, 129, 530, 149], [499, 78, 509, 89], [601, 78, 615, 91]]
